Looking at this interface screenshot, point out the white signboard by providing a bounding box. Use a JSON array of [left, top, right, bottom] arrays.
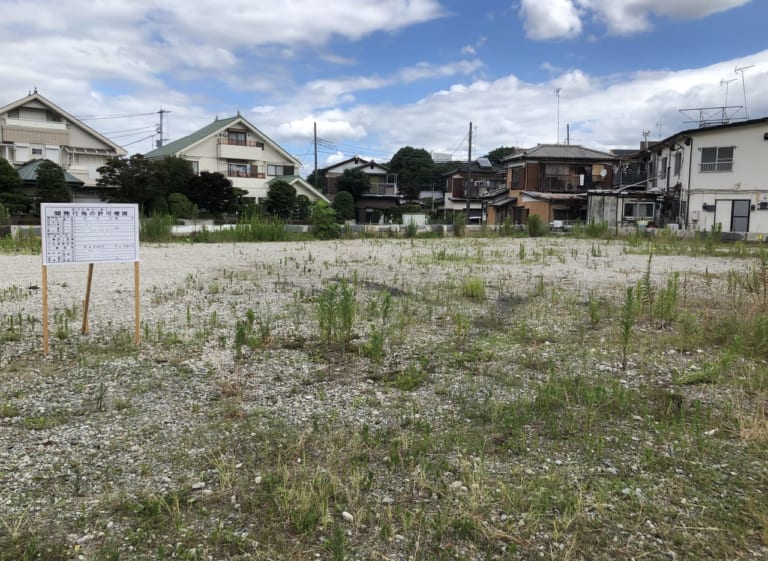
[[41, 203, 140, 265]]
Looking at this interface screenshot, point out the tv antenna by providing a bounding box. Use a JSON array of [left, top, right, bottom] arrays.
[[735, 64, 754, 119], [720, 78, 736, 107], [554, 88, 561, 144]]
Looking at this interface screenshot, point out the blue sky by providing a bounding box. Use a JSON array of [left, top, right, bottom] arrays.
[[1, 0, 766, 173]]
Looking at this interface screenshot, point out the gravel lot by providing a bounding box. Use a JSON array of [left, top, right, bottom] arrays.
[[0, 237, 764, 560]]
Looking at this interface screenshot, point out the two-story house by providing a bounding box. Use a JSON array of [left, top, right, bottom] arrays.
[[144, 113, 327, 206], [0, 90, 127, 201], [321, 156, 401, 223], [638, 117, 768, 236], [502, 144, 616, 225], [440, 158, 507, 223]]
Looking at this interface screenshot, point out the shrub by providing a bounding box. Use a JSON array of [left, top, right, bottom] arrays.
[[527, 214, 548, 237], [311, 201, 340, 239], [453, 212, 466, 237], [140, 214, 175, 242]]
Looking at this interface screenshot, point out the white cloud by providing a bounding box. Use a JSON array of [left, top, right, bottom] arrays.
[[519, 0, 582, 40], [520, 0, 751, 39]]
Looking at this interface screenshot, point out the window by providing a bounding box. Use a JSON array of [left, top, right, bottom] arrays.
[[31, 148, 43, 156], [227, 130, 247, 145], [700, 146, 733, 172], [267, 164, 295, 176], [659, 156, 667, 179], [624, 202, 654, 220], [673, 152, 682, 176], [190, 161, 199, 175], [228, 163, 249, 177]]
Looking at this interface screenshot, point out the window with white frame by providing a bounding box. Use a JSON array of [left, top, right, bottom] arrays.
[[624, 201, 654, 220], [267, 164, 295, 176], [700, 146, 733, 172], [673, 151, 682, 176], [189, 161, 199, 175]]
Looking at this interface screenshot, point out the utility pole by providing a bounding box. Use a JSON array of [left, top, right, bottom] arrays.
[[156, 109, 169, 148], [313, 122, 318, 190], [465, 121, 472, 223], [735, 64, 754, 119]]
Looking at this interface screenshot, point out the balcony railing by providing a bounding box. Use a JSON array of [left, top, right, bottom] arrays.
[[219, 138, 265, 148], [227, 166, 265, 178], [700, 161, 733, 172], [367, 183, 397, 196]]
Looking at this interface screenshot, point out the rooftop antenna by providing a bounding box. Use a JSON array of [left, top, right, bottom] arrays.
[[735, 64, 754, 119], [555, 88, 561, 144], [720, 78, 736, 108]]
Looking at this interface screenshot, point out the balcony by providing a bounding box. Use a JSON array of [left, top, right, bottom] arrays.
[[218, 138, 265, 160], [4, 117, 67, 131], [227, 165, 265, 179], [539, 175, 606, 192], [367, 183, 397, 196]]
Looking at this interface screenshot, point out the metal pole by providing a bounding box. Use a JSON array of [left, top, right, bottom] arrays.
[[465, 121, 472, 223]]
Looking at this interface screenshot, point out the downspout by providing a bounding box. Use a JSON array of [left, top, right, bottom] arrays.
[[684, 136, 693, 229]]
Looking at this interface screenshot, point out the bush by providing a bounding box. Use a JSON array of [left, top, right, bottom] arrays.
[[311, 201, 340, 240], [140, 214, 175, 242], [453, 212, 466, 237], [331, 191, 355, 222], [167, 192, 197, 219], [527, 214, 548, 237]]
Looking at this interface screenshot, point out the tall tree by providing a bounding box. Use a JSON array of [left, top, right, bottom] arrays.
[[98, 154, 166, 214], [485, 146, 520, 165], [387, 146, 435, 200], [186, 171, 243, 214], [336, 168, 370, 201], [264, 180, 297, 219], [156, 156, 195, 198], [36, 160, 71, 203]]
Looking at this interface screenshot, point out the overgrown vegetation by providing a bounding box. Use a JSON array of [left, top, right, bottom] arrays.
[[1, 237, 768, 561]]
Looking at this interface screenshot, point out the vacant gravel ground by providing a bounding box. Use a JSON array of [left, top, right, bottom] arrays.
[[1, 237, 766, 561]]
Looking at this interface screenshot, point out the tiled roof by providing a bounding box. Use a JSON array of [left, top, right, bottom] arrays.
[[505, 144, 616, 162], [144, 116, 240, 159]]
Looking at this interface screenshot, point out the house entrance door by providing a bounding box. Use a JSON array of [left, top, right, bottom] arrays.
[[731, 199, 750, 233]]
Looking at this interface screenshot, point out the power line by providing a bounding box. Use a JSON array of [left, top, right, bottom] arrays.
[[75, 111, 158, 120], [121, 134, 155, 148]]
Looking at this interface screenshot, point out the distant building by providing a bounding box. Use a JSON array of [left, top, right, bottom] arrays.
[[145, 113, 327, 205], [0, 90, 126, 201]]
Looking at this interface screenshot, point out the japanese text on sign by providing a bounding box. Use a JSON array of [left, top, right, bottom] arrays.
[[41, 203, 140, 265]]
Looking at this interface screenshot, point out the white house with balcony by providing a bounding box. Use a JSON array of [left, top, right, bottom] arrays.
[[0, 90, 126, 200], [645, 117, 768, 237], [144, 113, 327, 205], [320, 156, 401, 223]]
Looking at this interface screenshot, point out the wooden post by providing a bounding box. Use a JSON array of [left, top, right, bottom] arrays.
[[81, 263, 94, 335], [42, 264, 49, 354], [134, 261, 141, 344]]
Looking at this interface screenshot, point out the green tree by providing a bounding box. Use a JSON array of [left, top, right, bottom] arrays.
[[186, 171, 243, 215], [99, 154, 166, 214], [167, 192, 197, 218], [311, 200, 339, 239], [156, 156, 195, 198], [331, 190, 355, 222], [36, 160, 71, 203], [336, 168, 371, 201], [264, 180, 297, 219], [485, 146, 519, 165], [0, 158, 22, 192], [294, 194, 311, 222], [387, 146, 435, 200], [306, 169, 326, 192]]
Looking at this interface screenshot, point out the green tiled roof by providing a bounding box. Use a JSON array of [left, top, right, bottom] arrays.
[[17, 159, 84, 186], [144, 116, 240, 159]]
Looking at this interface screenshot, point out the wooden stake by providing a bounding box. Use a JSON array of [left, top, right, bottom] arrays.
[[82, 263, 94, 335], [42, 264, 49, 354], [134, 261, 141, 345]]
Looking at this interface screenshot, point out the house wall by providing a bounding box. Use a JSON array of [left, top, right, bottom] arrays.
[[653, 121, 768, 234]]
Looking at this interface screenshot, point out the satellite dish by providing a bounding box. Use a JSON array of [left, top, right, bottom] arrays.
[[600, 169, 607, 177]]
